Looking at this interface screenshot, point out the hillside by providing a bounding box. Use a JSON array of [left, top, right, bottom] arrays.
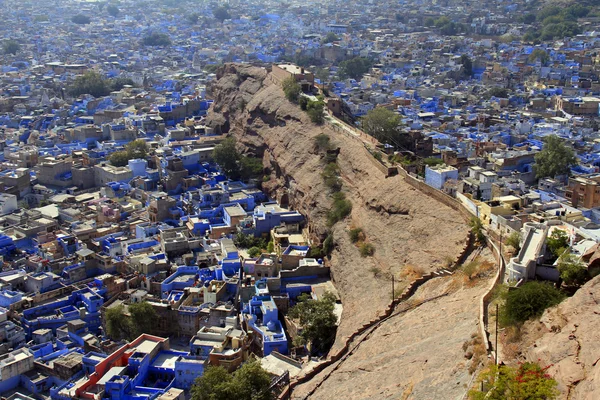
[[206, 64, 481, 396], [206, 64, 470, 345], [516, 275, 600, 399]]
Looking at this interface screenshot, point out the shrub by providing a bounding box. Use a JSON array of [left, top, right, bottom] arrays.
[[349, 228, 363, 243], [547, 229, 569, 258], [469, 217, 486, 243], [469, 362, 558, 400], [248, 247, 261, 258], [299, 96, 308, 111], [307, 100, 325, 124], [282, 77, 301, 103], [314, 134, 331, 151], [327, 192, 352, 226], [500, 281, 565, 326], [323, 234, 334, 255], [557, 253, 589, 286], [505, 231, 521, 251], [322, 162, 341, 192], [359, 242, 375, 257]]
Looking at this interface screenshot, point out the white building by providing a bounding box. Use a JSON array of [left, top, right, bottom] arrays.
[[0, 194, 18, 215]]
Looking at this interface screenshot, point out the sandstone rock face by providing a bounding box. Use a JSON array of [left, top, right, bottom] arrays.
[[521, 276, 600, 399], [207, 62, 470, 363], [292, 276, 491, 400]]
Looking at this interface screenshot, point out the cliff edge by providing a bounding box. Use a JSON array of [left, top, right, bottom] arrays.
[[207, 63, 470, 348]]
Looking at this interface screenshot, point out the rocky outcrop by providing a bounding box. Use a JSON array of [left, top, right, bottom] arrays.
[[206, 62, 469, 361], [519, 276, 600, 399]]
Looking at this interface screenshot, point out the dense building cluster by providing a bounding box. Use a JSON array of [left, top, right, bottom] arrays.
[[1, 0, 600, 399]]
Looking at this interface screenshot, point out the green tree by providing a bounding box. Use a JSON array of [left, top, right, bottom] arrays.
[[3, 40, 20, 55], [424, 17, 436, 27], [213, 137, 241, 179], [186, 12, 200, 24], [469, 217, 485, 244], [460, 54, 473, 77], [239, 156, 263, 181], [338, 57, 372, 81], [288, 292, 337, 355], [191, 365, 234, 400], [534, 136, 577, 179], [321, 32, 339, 44], [282, 76, 301, 102], [486, 87, 509, 99], [506, 231, 521, 252], [109, 151, 130, 167], [248, 247, 261, 258], [307, 100, 325, 124], [125, 139, 149, 160], [266, 241, 275, 253], [105, 304, 132, 340], [68, 71, 111, 98], [500, 281, 565, 326], [107, 5, 119, 17], [128, 301, 158, 339], [557, 253, 589, 286], [529, 48, 550, 64], [191, 360, 273, 400], [361, 107, 402, 145], [141, 32, 171, 46], [546, 229, 569, 258], [522, 13, 537, 24], [110, 77, 135, 91], [71, 14, 91, 24], [213, 6, 231, 22], [469, 362, 559, 400]]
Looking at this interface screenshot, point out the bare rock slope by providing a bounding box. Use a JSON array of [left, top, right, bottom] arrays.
[[519, 276, 600, 399], [292, 276, 490, 400], [207, 63, 470, 370]]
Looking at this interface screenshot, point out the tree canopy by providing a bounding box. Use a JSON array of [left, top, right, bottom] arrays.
[[109, 139, 149, 167], [546, 229, 569, 258], [68, 71, 112, 98], [191, 360, 273, 400], [529, 48, 550, 64], [213, 7, 231, 22], [321, 32, 339, 44], [469, 362, 559, 400], [213, 137, 263, 181], [213, 138, 241, 178], [361, 107, 406, 147], [3, 40, 20, 55], [105, 301, 159, 341], [107, 5, 119, 17], [282, 77, 301, 103], [141, 32, 171, 46], [71, 14, 91, 24], [288, 291, 337, 354], [337, 57, 372, 81], [534, 135, 577, 179], [460, 54, 473, 77], [557, 253, 589, 286], [500, 281, 565, 326]]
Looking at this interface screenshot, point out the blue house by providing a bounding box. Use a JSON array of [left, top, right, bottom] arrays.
[[425, 164, 459, 190]]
